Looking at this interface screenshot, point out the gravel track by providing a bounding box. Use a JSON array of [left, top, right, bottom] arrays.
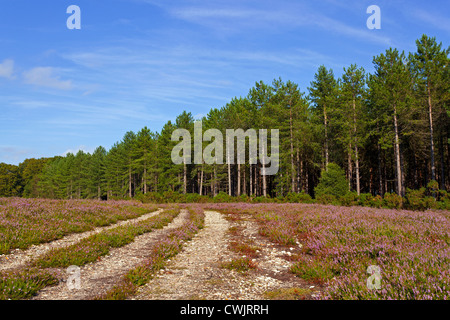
[[134, 210, 313, 300], [31, 209, 189, 300]]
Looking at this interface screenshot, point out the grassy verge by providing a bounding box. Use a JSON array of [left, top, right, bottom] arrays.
[[95, 207, 205, 300], [220, 257, 258, 273], [0, 268, 60, 300], [263, 287, 311, 300]]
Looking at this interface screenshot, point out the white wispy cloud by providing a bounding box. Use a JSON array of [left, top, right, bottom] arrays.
[[166, 2, 391, 45], [23, 67, 73, 90], [0, 59, 15, 79]]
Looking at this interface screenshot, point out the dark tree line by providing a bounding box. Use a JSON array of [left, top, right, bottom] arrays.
[[1, 35, 449, 200]]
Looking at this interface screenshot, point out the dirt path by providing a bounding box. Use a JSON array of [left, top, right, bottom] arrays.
[[31, 209, 189, 300], [134, 210, 231, 300], [134, 210, 314, 300], [0, 209, 163, 272]]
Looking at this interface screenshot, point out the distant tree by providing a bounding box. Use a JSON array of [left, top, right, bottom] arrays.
[[90, 146, 107, 200], [369, 48, 413, 196], [248, 80, 274, 197], [18, 158, 51, 197], [0, 163, 21, 196], [308, 66, 338, 170], [314, 163, 349, 199], [175, 111, 194, 194], [338, 64, 366, 195], [134, 127, 156, 194]]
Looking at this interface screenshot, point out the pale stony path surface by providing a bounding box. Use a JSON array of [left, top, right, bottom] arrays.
[[0, 209, 163, 272], [134, 210, 313, 300], [134, 210, 232, 300], [31, 209, 189, 300]]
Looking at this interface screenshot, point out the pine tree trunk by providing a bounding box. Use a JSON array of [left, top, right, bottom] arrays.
[[255, 165, 258, 196], [213, 165, 217, 197], [290, 108, 295, 192], [355, 144, 360, 195], [297, 147, 301, 192], [128, 165, 132, 198], [262, 141, 267, 197], [237, 163, 241, 196], [427, 84, 436, 182], [183, 161, 187, 194], [348, 144, 352, 192], [227, 156, 232, 196], [243, 163, 246, 195], [250, 164, 253, 196], [199, 164, 204, 196], [353, 98, 360, 195], [377, 142, 383, 196], [143, 167, 147, 194], [393, 104, 402, 196], [324, 104, 329, 169], [300, 158, 304, 193]]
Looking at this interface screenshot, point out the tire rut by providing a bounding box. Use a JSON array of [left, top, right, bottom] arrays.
[[31, 209, 189, 300], [0, 209, 163, 272]]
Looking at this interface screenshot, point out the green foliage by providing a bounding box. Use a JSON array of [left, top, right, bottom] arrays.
[[213, 191, 234, 203], [340, 192, 359, 207], [382, 193, 403, 209], [0, 163, 21, 197], [290, 257, 336, 284], [358, 193, 375, 207], [220, 257, 257, 273], [0, 269, 59, 300], [315, 194, 339, 206], [369, 195, 384, 208], [285, 192, 313, 203], [314, 163, 349, 199], [405, 188, 427, 211]]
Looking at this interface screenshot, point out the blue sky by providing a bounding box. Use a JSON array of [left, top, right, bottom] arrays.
[[0, 0, 449, 165]]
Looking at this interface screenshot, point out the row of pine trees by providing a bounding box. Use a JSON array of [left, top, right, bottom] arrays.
[[1, 35, 448, 200]]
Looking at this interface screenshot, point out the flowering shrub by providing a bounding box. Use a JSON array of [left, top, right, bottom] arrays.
[[206, 203, 450, 300], [0, 268, 60, 300]]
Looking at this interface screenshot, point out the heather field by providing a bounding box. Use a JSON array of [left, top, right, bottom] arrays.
[[0, 197, 157, 255], [208, 203, 450, 300], [0, 198, 449, 300]]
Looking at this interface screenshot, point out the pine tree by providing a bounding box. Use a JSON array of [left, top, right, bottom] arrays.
[[339, 64, 366, 195], [90, 146, 107, 200], [369, 48, 413, 196], [409, 35, 450, 184], [308, 66, 338, 170]]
